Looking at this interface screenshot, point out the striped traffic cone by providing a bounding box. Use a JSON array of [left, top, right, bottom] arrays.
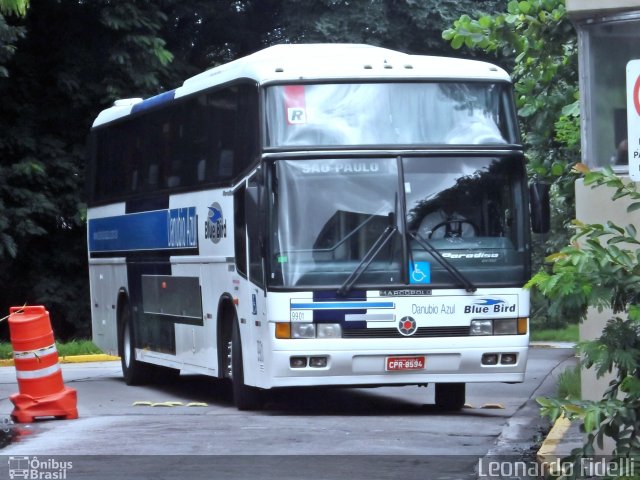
[[7, 306, 78, 423]]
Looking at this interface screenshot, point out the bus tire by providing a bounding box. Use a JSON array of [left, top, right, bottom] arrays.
[[231, 319, 263, 410], [435, 383, 465, 411], [119, 303, 151, 386]]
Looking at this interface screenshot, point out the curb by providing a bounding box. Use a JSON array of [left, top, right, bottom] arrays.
[[530, 341, 577, 349], [0, 354, 120, 367], [59, 354, 120, 364], [537, 416, 572, 462], [536, 416, 583, 476], [478, 347, 578, 478]]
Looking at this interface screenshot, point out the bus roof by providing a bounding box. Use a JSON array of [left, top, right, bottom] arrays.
[[92, 43, 511, 128]]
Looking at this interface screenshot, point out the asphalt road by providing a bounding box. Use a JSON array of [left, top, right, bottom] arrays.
[[0, 346, 576, 480]]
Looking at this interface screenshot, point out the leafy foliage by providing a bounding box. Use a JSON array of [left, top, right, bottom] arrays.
[[280, 0, 505, 56], [530, 166, 640, 475], [0, 0, 28, 17], [0, 12, 23, 77], [0, 0, 178, 337]]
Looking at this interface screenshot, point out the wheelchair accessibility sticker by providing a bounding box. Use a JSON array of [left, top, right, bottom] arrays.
[[409, 261, 431, 284]]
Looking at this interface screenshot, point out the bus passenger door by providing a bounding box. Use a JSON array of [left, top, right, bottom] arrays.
[[234, 176, 267, 388]]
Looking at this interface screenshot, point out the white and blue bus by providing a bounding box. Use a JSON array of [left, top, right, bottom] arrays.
[[87, 44, 546, 410]]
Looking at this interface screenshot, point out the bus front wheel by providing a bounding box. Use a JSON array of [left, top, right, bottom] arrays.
[[230, 319, 264, 410], [119, 304, 152, 385], [435, 383, 466, 411]]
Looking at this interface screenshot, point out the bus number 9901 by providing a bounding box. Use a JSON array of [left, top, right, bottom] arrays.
[[290, 310, 308, 321]]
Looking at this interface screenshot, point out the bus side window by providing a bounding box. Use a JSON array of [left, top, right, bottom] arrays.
[[197, 159, 206, 182], [234, 185, 247, 277], [148, 164, 159, 187], [219, 150, 234, 177]]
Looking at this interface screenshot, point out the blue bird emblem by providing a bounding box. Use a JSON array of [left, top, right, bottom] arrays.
[[208, 206, 222, 223]]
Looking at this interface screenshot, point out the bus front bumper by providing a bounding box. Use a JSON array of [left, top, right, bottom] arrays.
[[262, 336, 528, 388]]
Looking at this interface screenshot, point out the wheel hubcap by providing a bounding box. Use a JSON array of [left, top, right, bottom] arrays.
[[226, 340, 233, 379], [123, 323, 131, 368]]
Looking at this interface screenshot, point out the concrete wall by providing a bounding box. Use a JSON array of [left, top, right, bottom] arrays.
[[567, 0, 640, 16]]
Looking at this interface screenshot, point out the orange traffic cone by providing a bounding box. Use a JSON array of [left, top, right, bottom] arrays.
[[7, 306, 78, 422]]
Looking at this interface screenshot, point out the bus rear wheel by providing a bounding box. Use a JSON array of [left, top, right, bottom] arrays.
[[230, 319, 263, 410], [435, 383, 466, 411]]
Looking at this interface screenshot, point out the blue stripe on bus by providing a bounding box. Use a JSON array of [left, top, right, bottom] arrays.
[[290, 302, 394, 310], [311, 290, 366, 327], [88, 207, 197, 253], [131, 90, 176, 114]]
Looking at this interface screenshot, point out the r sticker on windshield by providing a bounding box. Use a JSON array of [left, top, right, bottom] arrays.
[[409, 261, 431, 284], [284, 85, 307, 125]]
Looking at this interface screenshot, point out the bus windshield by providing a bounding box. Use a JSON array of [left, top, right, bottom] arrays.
[[265, 82, 517, 147], [269, 156, 528, 289]]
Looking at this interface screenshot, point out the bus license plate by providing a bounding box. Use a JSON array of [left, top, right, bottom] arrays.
[[386, 356, 425, 371]]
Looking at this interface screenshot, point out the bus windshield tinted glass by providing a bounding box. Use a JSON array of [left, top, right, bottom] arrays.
[[404, 156, 528, 287], [269, 156, 528, 289], [265, 82, 517, 147], [270, 158, 403, 288]]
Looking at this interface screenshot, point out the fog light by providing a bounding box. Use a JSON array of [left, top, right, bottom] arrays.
[[501, 353, 517, 365], [471, 320, 493, 336], [291, 323, 316, 339], [309, 356, 328, 368], [290, 356, 307, 368], [317, 324, 342, 338], [482, 353, 499, 365]]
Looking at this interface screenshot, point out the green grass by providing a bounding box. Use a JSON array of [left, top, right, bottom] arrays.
[[557, 364, 581, 399], [0, 340, 103, 360], [531, 323, 579, 342]]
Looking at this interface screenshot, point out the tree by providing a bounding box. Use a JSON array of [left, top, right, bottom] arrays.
[[531, 166, 640, 476], [279, 0, 505, 56], [0, 0, 27, 82], [160, 0, 283, 77], [0, 0, 28, 17], [0, 0, 176, 337]]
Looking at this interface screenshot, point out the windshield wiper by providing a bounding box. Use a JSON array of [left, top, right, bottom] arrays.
[[276, 214, 378, 256], [337, 212, 397, 297], [408, 232, 477, 293]]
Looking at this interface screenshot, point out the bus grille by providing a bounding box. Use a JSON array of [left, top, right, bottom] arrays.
[[342, 326, 470, 339]]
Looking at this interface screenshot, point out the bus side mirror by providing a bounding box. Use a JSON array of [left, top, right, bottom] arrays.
[[529, 182, 551, 234]]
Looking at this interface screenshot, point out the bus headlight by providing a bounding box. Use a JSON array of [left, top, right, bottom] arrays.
[[470, 320, 493, 335], [493, 319, 518, 335], [280, 323, 343, 339], [470, 319, 527, 336], [291, 323, 316, 339], [317, 324, 342, 338]]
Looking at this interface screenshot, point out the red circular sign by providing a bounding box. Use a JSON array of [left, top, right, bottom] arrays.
[[634, 74, 640, 116]]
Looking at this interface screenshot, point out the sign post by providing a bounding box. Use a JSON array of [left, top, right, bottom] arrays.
[[627, 60, 640, 180]]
